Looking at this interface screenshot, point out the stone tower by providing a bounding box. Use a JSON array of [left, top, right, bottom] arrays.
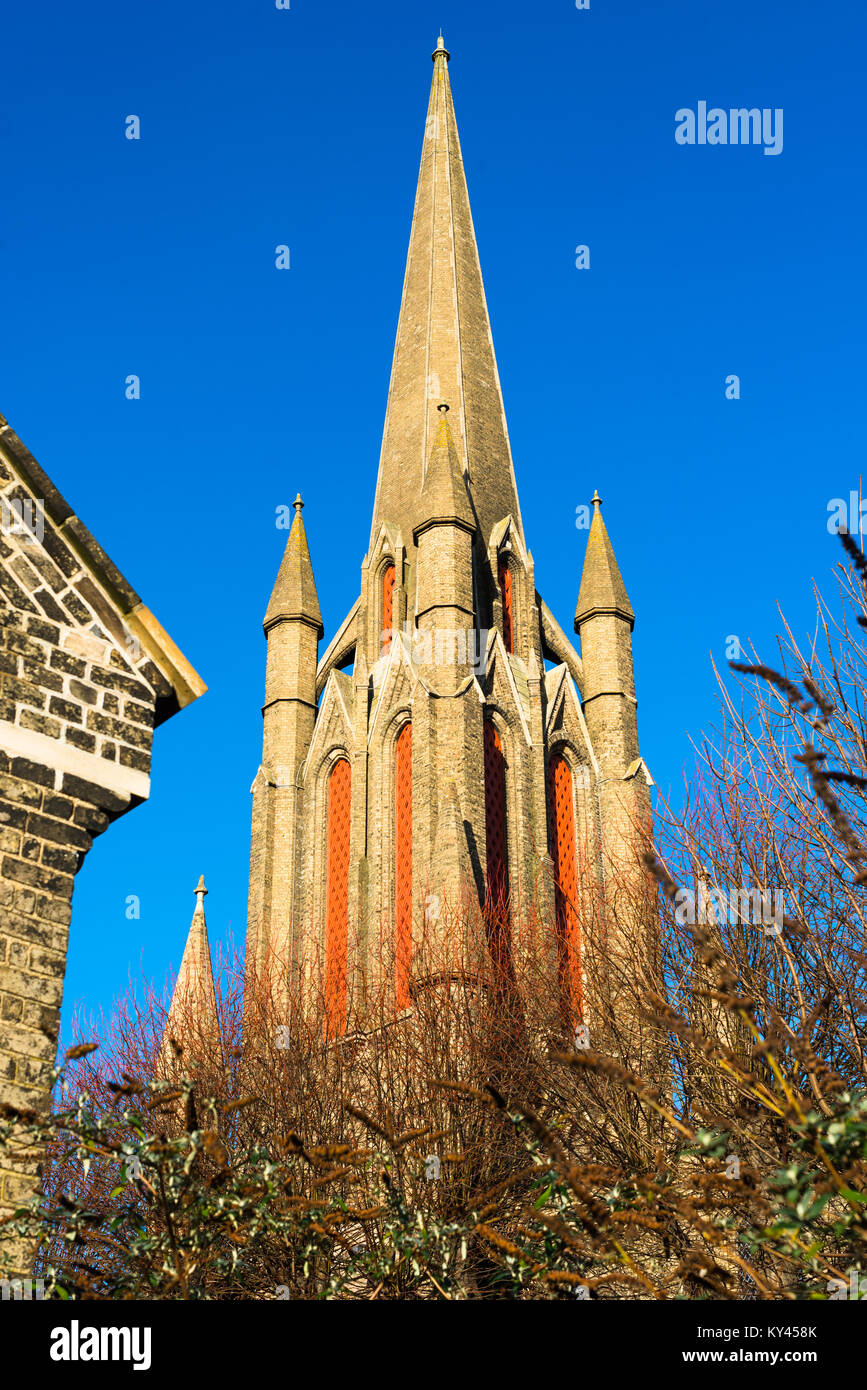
[[244, 37, 653, 1032]]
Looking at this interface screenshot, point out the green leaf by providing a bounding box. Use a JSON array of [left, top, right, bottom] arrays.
[[839, 1187, 867, 1205], [796, 1193, 830, 1222]]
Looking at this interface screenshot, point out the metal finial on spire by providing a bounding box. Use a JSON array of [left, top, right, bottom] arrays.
[[437, 400, 450, 413], [591, 489, 602, 509], [194, 874, 208, 899], [293, 493, 304, 512]]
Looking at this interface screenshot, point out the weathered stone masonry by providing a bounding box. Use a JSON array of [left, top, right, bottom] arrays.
[[0, 411, 205, 1264], [0, 759, 127, 1114]]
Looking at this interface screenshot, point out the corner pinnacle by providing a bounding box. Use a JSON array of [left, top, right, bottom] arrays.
[[575, 494, 634, 631], [264, 493, 324, 637], [414, 405, 475, 539]]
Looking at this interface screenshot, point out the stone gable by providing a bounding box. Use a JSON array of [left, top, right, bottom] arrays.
[[0, 413, 205, 1272]]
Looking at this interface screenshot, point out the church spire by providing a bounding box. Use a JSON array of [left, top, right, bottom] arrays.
[[369, 36, 523, 555], [164, 876, 220, 1057], [575, 491, 635, 630], [265, 495, 323, 637], [414, 400, 476, 668], [247, 496, 323, 984], [574, 490, 640, 792], [414, 403, 474, 538]]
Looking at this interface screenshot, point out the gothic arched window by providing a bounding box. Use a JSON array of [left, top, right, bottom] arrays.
[[548, 752, 582, 1024], [324, 757, 352, 1038], [498, 558, 514, 654], [484, 721, 511, 966], [382, 561, 396, 655], [395, 722, 413, 1009]]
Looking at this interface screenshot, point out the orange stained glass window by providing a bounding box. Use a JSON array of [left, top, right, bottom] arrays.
[[548, 753, 582, 1024], [498, 560, 514, 654], [484, 722, 511, 968], [382, 562, 396, 655], [324, 757, 352, 1038], [395, 723, 413, 1009]]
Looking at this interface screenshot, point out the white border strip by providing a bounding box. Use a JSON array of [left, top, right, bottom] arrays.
[[0, 720, 150, 802]]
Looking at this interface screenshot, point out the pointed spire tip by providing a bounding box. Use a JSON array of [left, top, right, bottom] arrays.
[[370, 16, 524, 552], [264, 486, 324, 637], [414, 399, 474, 539], [194, 874, 208, 897], [575, 491, 635, 630]]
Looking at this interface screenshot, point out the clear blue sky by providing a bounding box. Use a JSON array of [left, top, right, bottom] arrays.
[[1, 0, 864, 1034]]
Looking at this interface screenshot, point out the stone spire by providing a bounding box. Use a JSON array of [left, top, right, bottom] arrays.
[[247, 496, 323, 985], [574, 493, 652, 1046], [574, 493, 644, 888], [414, 403, 475, 538], [414, 402, 477, 688], [164, 876, 220, 1054], [242, 43, 655, 1060], [265, 495, 323, 637], [369, 36, 524, 555], [575, 491, 635, 630]]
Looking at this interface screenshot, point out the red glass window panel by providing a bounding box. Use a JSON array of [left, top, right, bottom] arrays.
[[382, 563, 396, 655], [484, 722, 511, 968], [324, 757, 352, 1038], [548, 753, 582, 1023], [498, 560, 513, 654], [395, 723, 413, 1009]]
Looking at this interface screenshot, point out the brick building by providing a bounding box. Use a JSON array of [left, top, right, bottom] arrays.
[[0, 411, 205, 1257]]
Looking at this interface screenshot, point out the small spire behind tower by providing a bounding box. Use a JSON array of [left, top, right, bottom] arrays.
[[413, 404, 477, 689], [414, 404, 475, 540], [162, 875, 221, 1069]]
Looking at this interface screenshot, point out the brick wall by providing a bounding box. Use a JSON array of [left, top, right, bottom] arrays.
[[0, 755, 131, 1270], [0, 412, 205, 1274], [0, 755, 130, 1112]]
